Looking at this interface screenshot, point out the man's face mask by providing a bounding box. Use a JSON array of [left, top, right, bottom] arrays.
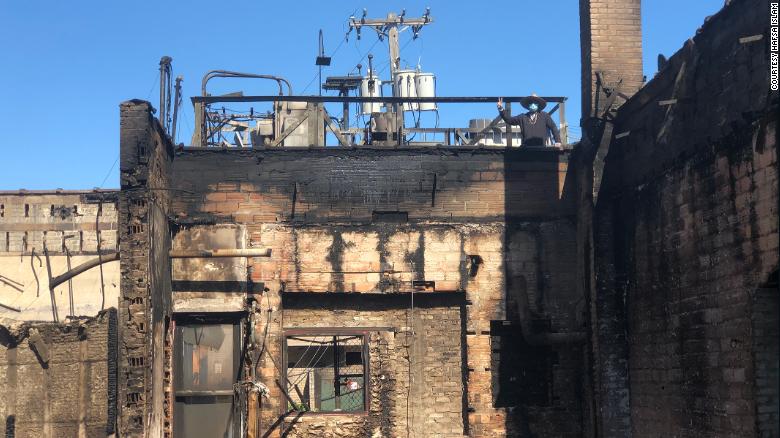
[[529, 103, 539, 112]]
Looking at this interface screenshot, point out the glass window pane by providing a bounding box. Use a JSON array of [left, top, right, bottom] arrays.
[[174, 395, 235, 438], [176, 323, 237, 392]]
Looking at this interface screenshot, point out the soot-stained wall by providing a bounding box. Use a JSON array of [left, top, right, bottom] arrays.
[[118, 100, 174, 437], [593, 0, 778, 436], [168, 147, 584, 437]]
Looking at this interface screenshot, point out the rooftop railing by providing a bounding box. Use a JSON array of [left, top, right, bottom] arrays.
[[188, 95, 569, 149]]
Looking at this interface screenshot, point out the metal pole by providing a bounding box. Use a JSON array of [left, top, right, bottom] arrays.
[[559, 99, 567, 145], [65, 247, 74, 317], [388, 21, 400, 78], [168, 248, 272, 258], [341, 89, 349, 131], [505, 101, 513, 147], [159, 56, 172, 129], [333, 336, 341, 410], [172, 76, 183, 143]]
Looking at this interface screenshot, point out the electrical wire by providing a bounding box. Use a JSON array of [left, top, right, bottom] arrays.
[[377, 35, 416, 76], [288, 338, 333, 388], [348, 37, 384, 75], [145, 72, 158, 101], [98, 155, 119, 189]]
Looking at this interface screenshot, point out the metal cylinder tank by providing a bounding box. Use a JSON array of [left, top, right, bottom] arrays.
[[394, 70, 418, 111], [370, 112, 397, 145], [414, 72, 436, 111], [360, 72, 383, 114]]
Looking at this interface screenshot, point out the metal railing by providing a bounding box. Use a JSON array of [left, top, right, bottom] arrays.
[[189, 95, 568, 149]]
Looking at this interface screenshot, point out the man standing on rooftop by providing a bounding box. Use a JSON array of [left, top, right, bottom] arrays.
[[497, 93, 562, 147]]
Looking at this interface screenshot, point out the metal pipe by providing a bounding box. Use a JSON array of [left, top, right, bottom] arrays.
[[171, 75, 183, 143], [168, 248, 272, 258], [43, 247, 59, 322], [65, 247, 74, 317], [159, 56, 173, 130], [198, 70, 293, 147], [48, 251, 120, 291], [0, 275, 23, 292], [0, 302, 20, 312], [201, 70, 293, 97]]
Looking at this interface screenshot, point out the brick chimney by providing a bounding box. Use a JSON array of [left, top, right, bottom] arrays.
[[580, 0, 644, 120]]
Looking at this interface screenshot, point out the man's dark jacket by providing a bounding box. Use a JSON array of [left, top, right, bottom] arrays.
[[499, 109, 561, 146]]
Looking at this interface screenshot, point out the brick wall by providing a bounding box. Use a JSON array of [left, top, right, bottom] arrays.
[[593, 0, 778, 436], [169, 147, 584, 437], [751, 284, 779, 438], [0, 192, 119, 321], [118, 100, 174, 437], [0, 309, 116, 437], [579, 0, 643, 120], [577, 2, 645, 435], [277, 295, 464, 437]]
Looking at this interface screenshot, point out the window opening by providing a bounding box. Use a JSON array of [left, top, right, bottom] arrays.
[[173, 321, 240, 438], [284, 334, 367, 413]]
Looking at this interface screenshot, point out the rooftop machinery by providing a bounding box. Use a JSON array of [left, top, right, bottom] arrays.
[[187, 9, 569, 148]]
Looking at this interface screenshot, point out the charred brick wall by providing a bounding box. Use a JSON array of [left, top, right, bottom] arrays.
[[169, 147, 583, 437], [593, 0, 778, 436], [751, 282, 779, 437], [0, 309, 116, 437], [118, 100, 174, 437], [577, 1, 645, 435]]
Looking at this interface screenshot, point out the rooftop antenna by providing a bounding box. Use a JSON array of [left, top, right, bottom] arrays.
[[316, 29, 332, 96]]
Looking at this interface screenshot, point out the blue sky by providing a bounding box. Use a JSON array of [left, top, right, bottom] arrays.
[[0, 0, 724, 190]]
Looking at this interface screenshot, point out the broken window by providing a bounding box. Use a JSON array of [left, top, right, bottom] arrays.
[[173, 320, 240, 438], [283, 333, 367, 413]]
